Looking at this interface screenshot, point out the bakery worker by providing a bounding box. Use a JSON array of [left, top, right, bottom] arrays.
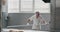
[[27, 11, 46, 30]]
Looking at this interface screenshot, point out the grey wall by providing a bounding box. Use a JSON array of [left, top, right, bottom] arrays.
[[56, 0, 60, 7], [55, 7, 60, 30], [8, 13, 34, 25], [8, 13, 50, 26], [0, 0, 1, 32]]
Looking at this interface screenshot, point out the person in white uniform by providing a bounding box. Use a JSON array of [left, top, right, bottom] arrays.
[[27, 12, 46, 30]]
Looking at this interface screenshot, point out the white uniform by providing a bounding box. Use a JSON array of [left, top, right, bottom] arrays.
[[29, 15, 45, 30]]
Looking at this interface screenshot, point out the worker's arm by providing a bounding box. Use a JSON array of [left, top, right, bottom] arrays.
[[27, 15, 34, 23], [40, 16, 46, 24]]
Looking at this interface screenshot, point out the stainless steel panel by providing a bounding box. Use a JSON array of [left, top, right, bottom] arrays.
[[50, 0, 60, 32]]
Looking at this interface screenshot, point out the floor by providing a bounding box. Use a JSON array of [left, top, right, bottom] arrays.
[[1, 29, 49, 32]]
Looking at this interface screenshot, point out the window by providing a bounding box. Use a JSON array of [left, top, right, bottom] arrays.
[[34, 0, 50, 13], [20, 0, 33, 13], [8, 0, 50, 13], [8, 0, 19, 13]]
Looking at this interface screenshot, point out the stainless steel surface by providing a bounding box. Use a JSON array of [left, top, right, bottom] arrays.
[[7, 25, 32, 29], [7, 25, 32, 27], [50, 0, 60, 32]]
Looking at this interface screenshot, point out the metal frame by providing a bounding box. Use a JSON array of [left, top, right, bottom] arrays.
[[50, 0, 56, 31]]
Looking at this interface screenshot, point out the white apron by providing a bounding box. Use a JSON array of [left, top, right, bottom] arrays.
[[29, 15, 42, 30]]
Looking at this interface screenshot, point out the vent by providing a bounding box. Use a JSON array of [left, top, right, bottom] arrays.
[[42, 0, 50, 3]]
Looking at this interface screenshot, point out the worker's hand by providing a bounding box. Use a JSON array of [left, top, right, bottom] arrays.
[[43, 21, 45, 23], [27, 19, 30, 23], [27, 23, 30, 25]]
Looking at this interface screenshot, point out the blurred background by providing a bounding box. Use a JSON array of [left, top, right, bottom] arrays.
[[1, 0, 50, 31], [1, 0, 60, 32]]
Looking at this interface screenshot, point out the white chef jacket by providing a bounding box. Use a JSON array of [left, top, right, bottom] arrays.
[[29, 15, 45, 30]]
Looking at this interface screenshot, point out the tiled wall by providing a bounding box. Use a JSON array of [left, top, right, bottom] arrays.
[[8, 13, 50, 26]]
